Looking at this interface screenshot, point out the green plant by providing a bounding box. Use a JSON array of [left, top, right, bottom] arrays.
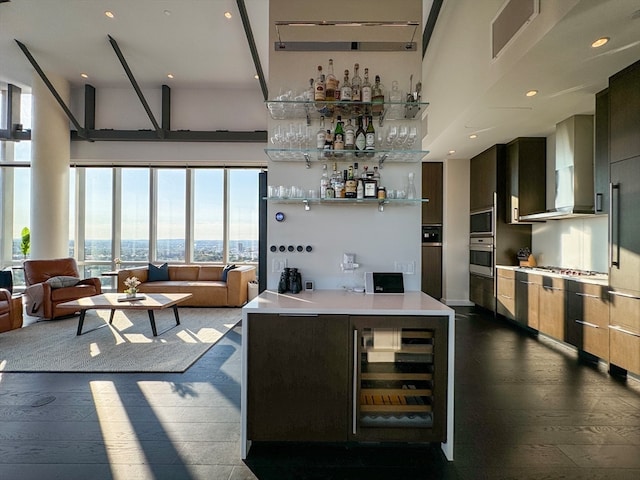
[[20, 227, 30, 258]]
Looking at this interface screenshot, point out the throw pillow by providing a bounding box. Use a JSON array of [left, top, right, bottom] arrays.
[[148, 263, 169, 282], [221, 264, 237, 282], [46, 276, 80, 289]]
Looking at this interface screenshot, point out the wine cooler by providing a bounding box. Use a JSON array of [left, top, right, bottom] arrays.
[[350, 316, 448, 442]]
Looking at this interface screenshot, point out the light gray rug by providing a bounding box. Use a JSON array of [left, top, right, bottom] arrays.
[[0, 308, 241, 373]]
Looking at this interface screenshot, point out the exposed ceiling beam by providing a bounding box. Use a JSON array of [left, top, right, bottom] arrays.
[[237, 0, 268, 101], [70, 129, 267, 142], [107, 34, 164, 139], [422, 0, 443, 58], [14, 39, 86, 138]]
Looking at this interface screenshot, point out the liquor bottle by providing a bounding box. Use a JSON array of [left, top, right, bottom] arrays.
[[314, 65, 325, 102], [361, 68, 372, 103], [363, 170, 377, 198], [334, 170, 346, 198], [323, 129, 333, 155], [356, 178, 364, 199], [372, 75, 385, 115], [351, 63, 362, 103], [333, 116, 345, 153], [340, 69, 352, 102], [365, 115, 376, 154], [354, 115, 366, 156], [325, 59, 338, 103], [306, 78, 314, 101], [353, 162, 359, 179], [330, 162, 341, 191], [320, 163, 330, 198], [345, 165, 357, 198], [316, 116, 326, 149], [373, 165, 381, 185], [344, 117, 355, 150]]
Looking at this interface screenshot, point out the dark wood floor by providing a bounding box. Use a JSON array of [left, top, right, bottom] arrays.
[[1, 307, 639, 479]]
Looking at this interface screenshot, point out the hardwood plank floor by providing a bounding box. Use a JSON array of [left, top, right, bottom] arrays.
[[1, 307, 639, 479]]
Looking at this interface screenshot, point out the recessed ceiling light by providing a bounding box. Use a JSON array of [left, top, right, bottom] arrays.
[[163, 10, 171, 16], [80, 73, 89, 79], [167, 73, 174, 79], [469, 134, 477, 139], [224, 11, 232, 19], [104, 11, 114, 19], [591, 37, 609, 48], [254, 74, 259, 80], [448, 150, 456, 155], [525, 89, 538, 97]]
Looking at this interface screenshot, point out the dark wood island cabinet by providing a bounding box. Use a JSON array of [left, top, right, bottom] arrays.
[[241, 290, 455, 460]]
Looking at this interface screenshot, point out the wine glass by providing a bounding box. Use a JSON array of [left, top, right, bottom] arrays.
[[395, 125, 408, 148], [385, 125, 398, 148]]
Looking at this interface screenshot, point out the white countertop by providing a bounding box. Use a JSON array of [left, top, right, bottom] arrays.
[[243, 289, 454, 316], [496, 265, 608, 285]]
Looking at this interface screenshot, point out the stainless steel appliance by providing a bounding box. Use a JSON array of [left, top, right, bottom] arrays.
[[470, 207, 494, 237], [469, 237, 494, 277]]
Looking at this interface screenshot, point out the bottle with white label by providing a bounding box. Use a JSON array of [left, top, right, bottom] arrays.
[[344, 117, 355, 150], [320, 163, 330, 198], [361, 68, 372, 103], [355, 115, 366, 156], [316, 116, 326, 149]]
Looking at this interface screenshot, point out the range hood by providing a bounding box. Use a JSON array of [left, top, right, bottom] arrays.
[[520, 115, 595, 221]]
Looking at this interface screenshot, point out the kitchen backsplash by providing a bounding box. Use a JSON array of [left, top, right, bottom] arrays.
[[531, 215, 608, 272]]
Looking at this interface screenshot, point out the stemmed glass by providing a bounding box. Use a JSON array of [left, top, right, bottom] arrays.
[[385, 125, 398, 149], [395, 125, 409, 149]]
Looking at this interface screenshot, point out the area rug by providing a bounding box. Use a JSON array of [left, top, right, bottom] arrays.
[[0, 308, 241, 373]]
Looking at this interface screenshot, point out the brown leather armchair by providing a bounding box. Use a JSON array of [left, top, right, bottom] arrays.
[[0, 288, 23, 333], [23, 258, 102, 320]]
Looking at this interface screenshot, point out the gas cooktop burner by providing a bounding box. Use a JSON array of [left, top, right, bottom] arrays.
[[529, 266, 606, 277]]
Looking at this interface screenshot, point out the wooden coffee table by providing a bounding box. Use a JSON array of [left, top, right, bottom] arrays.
[[59, 293, 193, 336]]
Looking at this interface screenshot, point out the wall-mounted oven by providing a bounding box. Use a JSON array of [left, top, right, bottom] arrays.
[[469, 237, 494, 277], [470, 207, 494, 237]]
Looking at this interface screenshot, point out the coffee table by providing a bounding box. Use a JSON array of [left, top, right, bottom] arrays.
[[59, 293, 193, 336]]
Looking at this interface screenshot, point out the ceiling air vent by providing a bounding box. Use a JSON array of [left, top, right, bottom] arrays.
[[492, 0, 539, 59]]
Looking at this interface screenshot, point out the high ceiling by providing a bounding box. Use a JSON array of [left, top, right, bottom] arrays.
[[1, 0, 640, 161]]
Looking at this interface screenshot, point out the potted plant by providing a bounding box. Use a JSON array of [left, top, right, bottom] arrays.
[[20, 227, 30, 259]]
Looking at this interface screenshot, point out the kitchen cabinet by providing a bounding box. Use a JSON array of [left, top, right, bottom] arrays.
[[515, 271, 541, 330], [594, 89, 609, 214], [538, 276, 567, 340], [506, 137, 546, 223], [470, 145, 500, 211], [422, 162, 443, 225], [609, 59, 640, 164], [609, 156, 640, 293], [350, 315, 448, 443], [496, 268, 515, 320], [608, 291, 640, 376], [469, 273, 494, 312], [422, 244, 442, 300], [246, 313, 350, 441], [565, 281, 609, 361]]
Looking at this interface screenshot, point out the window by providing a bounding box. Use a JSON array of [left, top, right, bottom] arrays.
[[228, 169, 260, 262], [193, 169, 224, 261], [84, 168, 113, 261], [121, 168, 150, 262], [155, 169, 186, 262]]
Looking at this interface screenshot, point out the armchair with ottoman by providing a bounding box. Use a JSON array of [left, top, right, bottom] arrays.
[[23, 258, 102, 320]]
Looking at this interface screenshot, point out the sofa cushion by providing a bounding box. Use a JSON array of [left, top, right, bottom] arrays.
[[169, 266, 201, 281], [198, 266, 223, 281], [46, 276, 80, 289], [221, 264, 237, 282], [148, 263, 169, 282]]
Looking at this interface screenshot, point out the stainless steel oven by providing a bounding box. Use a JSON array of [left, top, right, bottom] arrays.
[[470, 207, 494, 237], [469, 237, 494, 277]]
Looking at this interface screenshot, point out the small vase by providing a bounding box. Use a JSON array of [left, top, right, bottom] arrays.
[[126, 290, 137, 299]]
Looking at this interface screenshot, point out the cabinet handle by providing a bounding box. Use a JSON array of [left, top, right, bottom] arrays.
[[277, 313, 319, 317], [575, 292, 600, 299], [575, 320, 599, 329], [352, 329, 358, 436], [595, 193, 603, 213], [513, 207, 518, 222], [519, 281, 535, 285], [608, 290, 640, 300], [498, 294, 513, 299], [542, 285, 562, 291], [609, 182, 620, 268], [609, 325, 640, 338]]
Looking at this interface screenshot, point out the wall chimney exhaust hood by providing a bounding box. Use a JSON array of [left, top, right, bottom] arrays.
[[520, 114, 595, 221]]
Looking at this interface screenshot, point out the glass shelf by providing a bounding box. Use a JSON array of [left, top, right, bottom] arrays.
[[264, 148, 429, 165], [266, 99, 428, 122], [266, 197, 428, 212]]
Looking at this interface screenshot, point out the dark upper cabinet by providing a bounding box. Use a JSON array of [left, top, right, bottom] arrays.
[[470, 145, 500, 211], [422, 162, 443, 225], [594, 89, 609, 214], [609, 59, 640, 164], [506, 137, 546, 224]]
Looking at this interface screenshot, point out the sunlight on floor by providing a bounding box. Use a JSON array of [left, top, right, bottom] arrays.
[[90, 380, 153, 479]]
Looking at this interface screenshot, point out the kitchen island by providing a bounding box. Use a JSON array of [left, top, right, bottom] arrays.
[[241, 290, 455, 460]]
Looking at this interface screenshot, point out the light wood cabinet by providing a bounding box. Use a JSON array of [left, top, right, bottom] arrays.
[[608, 290, 640, 376], [469, 273, 494, 312], [496, 268, 515, 320], [565, 281, 609, 360], [538, 276, 566, 340], [515, 271, 541, 330]]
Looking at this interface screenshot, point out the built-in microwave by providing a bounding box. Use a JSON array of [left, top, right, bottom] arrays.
[[470, 207, 494, 237], [469, 237, 494, 277]]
